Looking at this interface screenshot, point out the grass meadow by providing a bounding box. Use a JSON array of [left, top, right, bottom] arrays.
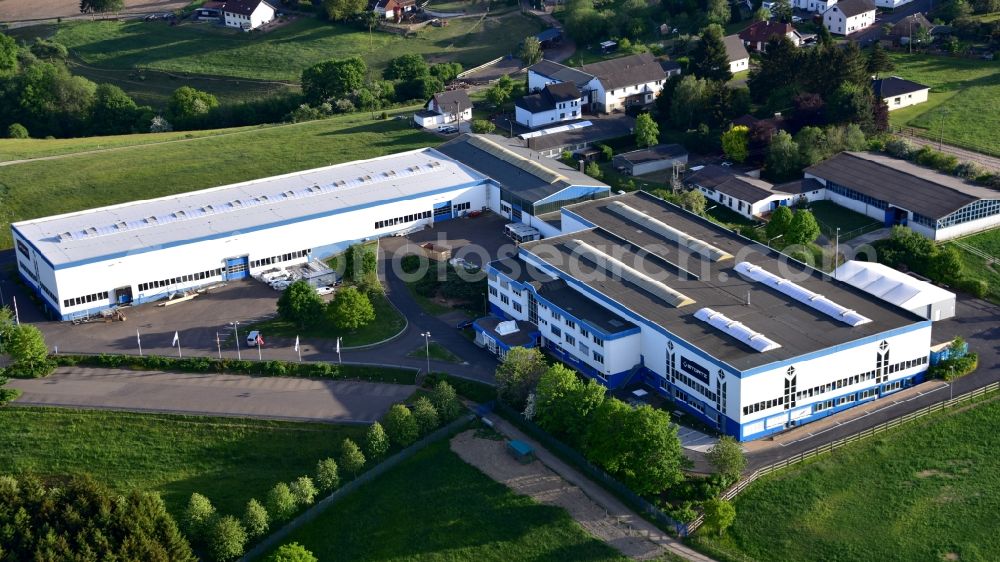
[[261, 439, 627, 562], [0, 109, 436, 250], [949, 229, 1000, 303], [248, 290, 405, 346], [0, 407, 365, 518], [53, 14, 541, 82], [886, 53, 1000, 156], [691, 397, 1000, 562]]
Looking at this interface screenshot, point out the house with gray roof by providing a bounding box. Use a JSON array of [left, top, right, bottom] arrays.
[[526, 54, 670, 114], [515, 82, 586, 129], [413, 89, 473, 130], [872, 76, 930, 111]]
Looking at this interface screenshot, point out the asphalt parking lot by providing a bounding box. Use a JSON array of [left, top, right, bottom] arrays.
[[381, 210, 516, 267]]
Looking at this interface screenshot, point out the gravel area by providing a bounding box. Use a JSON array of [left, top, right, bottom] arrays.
[[450, 430, 666, 560]]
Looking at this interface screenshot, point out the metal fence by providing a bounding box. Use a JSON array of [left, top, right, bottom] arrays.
[[684, 381, 1000, 535], [492, 402, 689, 536], [240, 414, 475, 561], [891, 126, 1000, 162]]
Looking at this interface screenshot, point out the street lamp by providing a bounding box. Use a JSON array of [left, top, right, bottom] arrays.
[[420, 331, 431, 375], [834, 227, 840, 277], [230, 321, 241, 360], [767, 233, 784, 247]]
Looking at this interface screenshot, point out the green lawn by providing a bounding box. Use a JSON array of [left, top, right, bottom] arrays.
[[948, 229, 1000, 303], [806, 200, 882, 240], [0, 109, 436, 250], [249, 289, 405, 346], [0, 407, 365, 518], [408, 341, 463, 363], [261, 439, 626, 561], [885, 53, 1000, 156], [53, 14, 541, 83], [690, 397, 1000, 562]]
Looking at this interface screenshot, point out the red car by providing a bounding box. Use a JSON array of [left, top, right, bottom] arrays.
[[467, 209, 483, 218]]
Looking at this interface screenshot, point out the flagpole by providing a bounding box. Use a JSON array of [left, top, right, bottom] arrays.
[[137, 329, 143, 357], [12, 296, 19, 326], [216, 333, 222, 360], [295, 336, 301, 362], [258, 340, 262, 361], [337, 337, 342, 364]]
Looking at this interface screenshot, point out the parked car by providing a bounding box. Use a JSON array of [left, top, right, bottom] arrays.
[[455, 319, 474, 329], [316, 285, 335, 296], [438, 126, 459, 134], [791, 15, 803, 22], [271, 280, 291, 291], [246, 330, 262, 347]]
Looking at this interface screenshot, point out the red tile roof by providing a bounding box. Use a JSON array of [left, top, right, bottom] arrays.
[[738, 21, 793, 44]]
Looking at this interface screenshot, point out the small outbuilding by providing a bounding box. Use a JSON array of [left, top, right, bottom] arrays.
[[833, 260, 957, 321], [873, 76, 930, 111], [612, 144, 688, 176]]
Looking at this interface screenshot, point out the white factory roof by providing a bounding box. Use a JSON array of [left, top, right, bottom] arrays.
[[13, 148, 488, 267], [833, 260, 955, 310]]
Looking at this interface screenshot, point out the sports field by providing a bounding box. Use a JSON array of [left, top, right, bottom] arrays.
[[691, 396, 1000, 562], [886, 53, 1000, 157], [0, 407, 365, 517], [0, 108, 436, 249]]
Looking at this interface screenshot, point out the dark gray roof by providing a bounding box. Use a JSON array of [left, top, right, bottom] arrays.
[[490, 256, 638, 334], [438, 133, 608, 203], [515, 82, 582, 113], [711, 177, 780, 203], [222, 0, 273, 15], [521, 191, 922, 371], [660, 60, 682, 73], [888, 12, 933, 37], [831, 0, 875, 17], [528, 59, 594, 88], [773, 178, 824, 194], [805, 152, 998, 220], [872, 77, 930, 99], [536, 28, 562, 42], [724, 34, 749, 63], [432, 89, 472, 113], [525, 115, 635, 151], [614, 144, 688, 165], [580, 53, 667, 91], [685, 165, 737, 189]]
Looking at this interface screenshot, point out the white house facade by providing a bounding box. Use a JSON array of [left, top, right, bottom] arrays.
[[874, 77, 931, 111], [515, 83, 586, 129], [823, 0, 876, 35], [223, 0, 275, 30]]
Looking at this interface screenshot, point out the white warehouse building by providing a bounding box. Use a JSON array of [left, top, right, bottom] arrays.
[[481, 191, 933, 441], [13, 138, 610, 321]]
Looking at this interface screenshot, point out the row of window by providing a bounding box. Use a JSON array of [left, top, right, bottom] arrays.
[[938, 199, 1000, 229], [63, 291, 109, 309], [375, 210, 432, 230], [250, 249, 310, 269], [814, 387, 881, 413], [139, 269, 224, 293], [453, 202, 472, 213], [673, 371, 718, 403], [826, 181, 888, 211], [741, 356, 927, 416]]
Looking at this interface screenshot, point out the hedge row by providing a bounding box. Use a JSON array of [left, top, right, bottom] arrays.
[[52, 354, 416, 384]]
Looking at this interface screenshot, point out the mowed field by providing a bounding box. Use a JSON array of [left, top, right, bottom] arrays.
[[886, 53, 1000, 156], [0, 108, 437, 249], [0, 407, 366, 517], [53, 14, 542, 83], [690, 396, 1000, 562], [262, 439, 627, 562], [949, 229, 1000, 303], [0, 0, 188, 22]]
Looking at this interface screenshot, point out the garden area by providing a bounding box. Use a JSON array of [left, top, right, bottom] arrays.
[[690, 395, 1000, 562], [402, 254, 488, 318], [886, 53, 1000, 156], [873, 226, 992, 301], [804, 200, 882, 241], [0, 109, 436, 249]]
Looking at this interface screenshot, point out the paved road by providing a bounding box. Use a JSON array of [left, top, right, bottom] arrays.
[[744, 294, 1000, 469], [9, 367, 415, 423]]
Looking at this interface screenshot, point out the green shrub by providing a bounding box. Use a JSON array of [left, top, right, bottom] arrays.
[[382, 404, 418, 447], [400, 254, 421, 274], [6, 123, 29, 139], [242, 499, 269, 539], [266, 483, 297, 522], [289, 476, 318, 507], [957, 277, 988, 298], [207, 515, 247, 562], [315, 458, 340, 492]]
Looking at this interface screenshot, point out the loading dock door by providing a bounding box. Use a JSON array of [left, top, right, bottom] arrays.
[[433, 201, 453, 222], [225, 256, 250, 280]]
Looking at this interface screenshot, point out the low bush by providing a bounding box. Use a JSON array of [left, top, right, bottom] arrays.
[[50, 354, 416, 384], [423, 372, 495, 403], [957, 277, 988, 298]]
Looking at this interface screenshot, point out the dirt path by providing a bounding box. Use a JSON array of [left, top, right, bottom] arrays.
[[450, 430, 667, 560]]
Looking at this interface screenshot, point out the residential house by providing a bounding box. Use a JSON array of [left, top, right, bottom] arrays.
[[660, 59, 683, 78], [738, 21, 807, 51], [793, 0, 837, 12], [579, 53, 668, 113], [724, 35, 750, 74], [685, 165, 804, 219], [370, 0, 416, 20], [612, 144, 688, 176], [887, 12, 936, 44], [527, 59, 594, 95], [222, 0, 275, 31], [873, 77, 930, 111], [515, 83, 586, 129], [413, 90, 473, 130], [823, 0, 876, 35]]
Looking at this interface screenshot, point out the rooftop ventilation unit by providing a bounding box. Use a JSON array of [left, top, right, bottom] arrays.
[[607, 201, 733, 262], [565, 239, 695, 308], [694, 307, 781, 352], [734, 262, 872, 327]]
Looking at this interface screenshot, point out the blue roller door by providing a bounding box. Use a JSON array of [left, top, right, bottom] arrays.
[[433, 200, 453, 222], [226, 256, 249, 280]]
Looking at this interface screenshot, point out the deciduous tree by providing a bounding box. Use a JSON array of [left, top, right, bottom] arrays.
[[340, 438, 366, 476], [0, 32, 18, 77], [383, 54, 429, 81], [243, 499, 269, 539], [266, 483, 297, 522], [6, 123, 28, 139], [315, 458, 340, 491], [670, 75, 707, 129], [268, 542, 318, 562], [702, 498, 736, 535], [91, 83, 138, 135], [679, 188, 707, 215], [322, 0, 366, 21], [329, 286, 375, 330], [721, 125, 750, 163], [707, 436, 747, 480], [278, 281, 325, 329], [766, 205, 793, 240], [301, 57, 367, 105], [495, 346, 547, 409], [182, 493, 217, 542], [765, 130, 800, 181], [635, 112, 660, 147], [5, 324, 51, 378], [412, 395, 440, 434], [534, 364, 605, 444], [706, 0, 731, 26], [430, 380, 462, 421], [520, 36, 543, 66], [786, 209, 820, 245], [383, 403, 419, 447], [289, 476, 318, 507], [167, 86, 219, 122], [80, 0, 124, 13], [208, 515, 247, 562], [365, 421, 390, 460]]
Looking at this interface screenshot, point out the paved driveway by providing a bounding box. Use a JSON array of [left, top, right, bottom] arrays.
[[9, 367, 415, 423]]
